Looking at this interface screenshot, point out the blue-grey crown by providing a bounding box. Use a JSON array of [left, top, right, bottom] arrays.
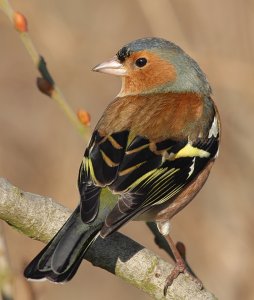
[[117, 37, 212, 96], [117, 38, 181, 61]]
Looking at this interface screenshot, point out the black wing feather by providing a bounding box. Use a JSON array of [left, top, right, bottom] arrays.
[[81, 122, 219, 235], [101, 133, 219, 237], [79, 130, 129, 223]]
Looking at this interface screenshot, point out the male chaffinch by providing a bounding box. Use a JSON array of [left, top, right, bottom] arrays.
[[24, 37, 220, 293]]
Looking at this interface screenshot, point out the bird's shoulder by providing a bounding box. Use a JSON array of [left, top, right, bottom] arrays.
[[96, 92, 216, 143]]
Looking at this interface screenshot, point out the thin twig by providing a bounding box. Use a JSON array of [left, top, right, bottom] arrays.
[[0, 0, 90, 140]]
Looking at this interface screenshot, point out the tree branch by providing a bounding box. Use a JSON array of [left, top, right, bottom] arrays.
[[0, 178, 216, 300]]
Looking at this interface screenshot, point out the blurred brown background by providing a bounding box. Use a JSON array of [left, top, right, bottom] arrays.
[[1, 0, 254, 299]]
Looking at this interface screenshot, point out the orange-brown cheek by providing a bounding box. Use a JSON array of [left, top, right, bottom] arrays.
[[123, 52, 177, 94], [137, 63, 176, 91]]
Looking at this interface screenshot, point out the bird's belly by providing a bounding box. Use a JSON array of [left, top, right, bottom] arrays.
[[134, 160, 214, 222]]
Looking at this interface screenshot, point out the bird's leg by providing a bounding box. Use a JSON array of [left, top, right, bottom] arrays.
[[163, 234, 187, 292], [146, 222, 174, 257], [157, 221, 203, 296]]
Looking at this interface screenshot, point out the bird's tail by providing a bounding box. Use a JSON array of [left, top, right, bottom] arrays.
[[24, 205, 102, 282]]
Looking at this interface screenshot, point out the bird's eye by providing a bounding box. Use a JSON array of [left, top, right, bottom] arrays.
[[135, 57, 147, 68]]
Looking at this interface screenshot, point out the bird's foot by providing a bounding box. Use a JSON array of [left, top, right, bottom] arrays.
[[163, 258, 186, 295], [163, 260, 203, 296], [162, 237, 203, 296]]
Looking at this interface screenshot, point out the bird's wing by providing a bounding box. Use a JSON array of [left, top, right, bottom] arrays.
[[78, 130, 129, 222], [79, 118, 219, 229], [100, 131, 219, 237]]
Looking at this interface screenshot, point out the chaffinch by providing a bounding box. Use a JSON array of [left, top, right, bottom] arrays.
[[24, 37, 220, 293]]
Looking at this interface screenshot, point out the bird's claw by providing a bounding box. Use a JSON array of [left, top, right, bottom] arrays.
[[163, 260, 186, 296], [163, 262, 203, 296]]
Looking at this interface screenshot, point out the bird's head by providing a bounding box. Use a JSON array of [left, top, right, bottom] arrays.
[[93, 37, 211, 97]]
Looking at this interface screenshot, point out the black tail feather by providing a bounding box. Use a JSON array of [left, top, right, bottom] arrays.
[[24, 205, 102, 282]]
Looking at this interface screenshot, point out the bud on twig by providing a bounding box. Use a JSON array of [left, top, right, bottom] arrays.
[[37, 77, 54, 97], [13, 11, 28, 32], [77, 109, 91, 126]]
